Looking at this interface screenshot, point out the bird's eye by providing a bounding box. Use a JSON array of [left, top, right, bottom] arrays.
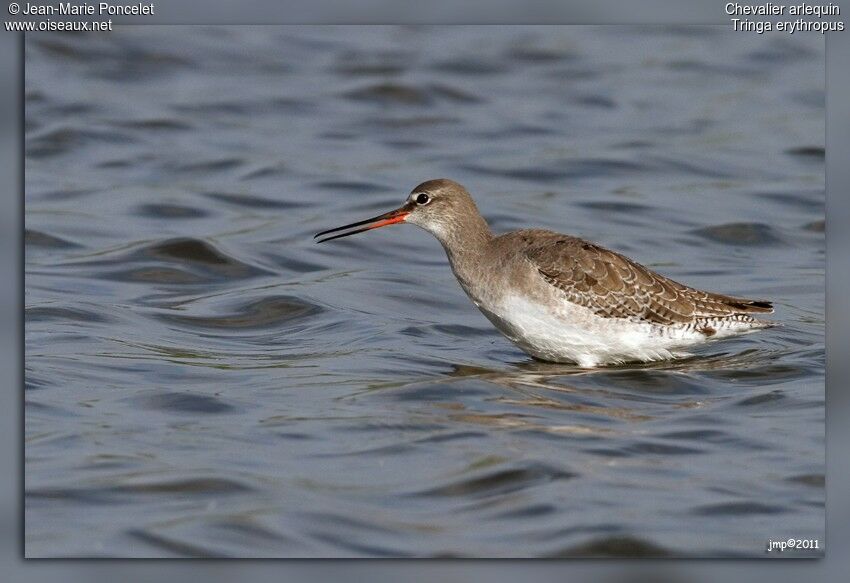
[[415, 193, 430, 205]]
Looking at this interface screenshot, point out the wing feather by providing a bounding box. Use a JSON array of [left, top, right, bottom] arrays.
[[514, 231, 773, 326]]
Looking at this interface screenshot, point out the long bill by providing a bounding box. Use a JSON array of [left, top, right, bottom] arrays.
[[314, 203, 413, 243]]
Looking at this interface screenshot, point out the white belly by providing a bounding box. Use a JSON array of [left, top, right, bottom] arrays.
[[477, 294, 739, 367]]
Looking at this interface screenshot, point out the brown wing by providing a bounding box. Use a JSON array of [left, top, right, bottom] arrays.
[[516, 230, 772, 326]]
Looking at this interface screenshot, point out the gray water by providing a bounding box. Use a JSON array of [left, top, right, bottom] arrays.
[[25, 26, 824, 557]]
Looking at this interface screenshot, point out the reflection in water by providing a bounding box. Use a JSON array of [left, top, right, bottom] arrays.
[[25, 26, 823, 557]]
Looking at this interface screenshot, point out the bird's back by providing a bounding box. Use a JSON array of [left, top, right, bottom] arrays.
[[490, 229, 773, 331]]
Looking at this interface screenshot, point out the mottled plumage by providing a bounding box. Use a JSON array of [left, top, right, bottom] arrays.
[[514, 230, 772, 327]]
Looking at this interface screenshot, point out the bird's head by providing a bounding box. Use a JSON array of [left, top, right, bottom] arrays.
[[314, 178, 485, 244]]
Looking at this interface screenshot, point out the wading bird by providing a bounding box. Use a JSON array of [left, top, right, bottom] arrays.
[[315, 179, 773, 367]]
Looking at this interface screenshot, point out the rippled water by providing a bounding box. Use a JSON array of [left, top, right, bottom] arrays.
[[25, 26, 824, 557]]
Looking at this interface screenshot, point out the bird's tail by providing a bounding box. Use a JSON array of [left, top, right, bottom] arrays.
[[723, 298, 774, 314]]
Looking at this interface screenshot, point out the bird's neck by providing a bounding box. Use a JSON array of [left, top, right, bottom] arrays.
[[437, 213, 493, 290]]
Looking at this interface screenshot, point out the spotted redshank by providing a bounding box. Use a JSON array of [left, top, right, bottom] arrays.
[[315, 179, 774, 367]]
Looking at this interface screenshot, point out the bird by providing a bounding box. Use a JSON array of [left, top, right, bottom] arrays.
[[314, 179, 774, 367]]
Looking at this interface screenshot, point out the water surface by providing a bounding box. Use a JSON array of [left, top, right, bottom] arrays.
[[25, 26, 824, 557]]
